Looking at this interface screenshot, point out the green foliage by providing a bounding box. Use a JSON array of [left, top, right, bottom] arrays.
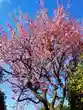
[[67, 61, 83, 110], [0, 90, 7, 110], [81, 97, 83, 102], [40, 108, 45, 110], [68, 62, 83, 93], [40, 105, 70, 110], [62, 106, 70, 110]]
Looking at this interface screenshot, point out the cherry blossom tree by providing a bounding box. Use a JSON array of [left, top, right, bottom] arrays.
[[0, 1, 83, 110]]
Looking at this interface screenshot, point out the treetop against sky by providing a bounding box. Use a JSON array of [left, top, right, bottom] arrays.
[[0, 0, 83, 110]]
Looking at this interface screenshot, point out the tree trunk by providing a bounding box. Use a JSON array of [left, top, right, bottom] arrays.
[[42, 102, 62, 110], [43, 103, 55, 110], [43, 101, 50, 110], [49, 104, 55, 110]]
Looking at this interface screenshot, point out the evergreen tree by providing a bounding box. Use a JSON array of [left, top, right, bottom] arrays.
[[0, 90, 7, 110], [67, 62, 83, 110]]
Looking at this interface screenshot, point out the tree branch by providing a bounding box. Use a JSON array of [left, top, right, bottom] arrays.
[[7, 79, 22, 89], [31, 88, 46, 103], [2, 67, 18, 77], [51, 88, 57, 107], [17, 89, 40, 104]]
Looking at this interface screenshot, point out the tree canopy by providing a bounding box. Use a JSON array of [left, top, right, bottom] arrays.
[[67, 58, 83, 110], [0, 0, 83, 110], [68, 62, 83, 93]]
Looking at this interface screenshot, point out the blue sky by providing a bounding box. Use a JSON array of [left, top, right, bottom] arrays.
[[0, 0, 83, 110]]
